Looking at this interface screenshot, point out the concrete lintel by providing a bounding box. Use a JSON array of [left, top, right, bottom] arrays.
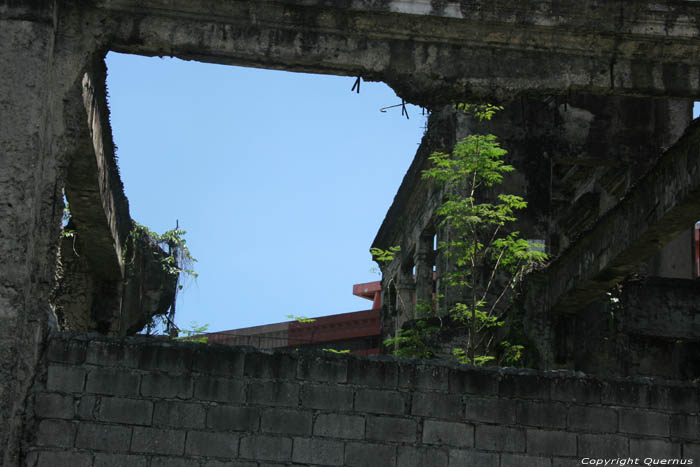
[[545, 119, 700, 313], [93, 0, 700, 104]]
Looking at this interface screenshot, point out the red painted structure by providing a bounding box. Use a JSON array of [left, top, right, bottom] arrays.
[[352, 280, 382, 310], [203, 281, 382, 355]]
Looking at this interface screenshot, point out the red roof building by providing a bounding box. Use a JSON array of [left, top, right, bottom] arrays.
[[202, 281, 382, 355]]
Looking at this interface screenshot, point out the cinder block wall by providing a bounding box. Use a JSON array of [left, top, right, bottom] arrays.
[[23, 334, 700, 466]]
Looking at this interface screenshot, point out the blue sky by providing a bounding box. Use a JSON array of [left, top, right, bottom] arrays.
[[105, 52, 427, 333]]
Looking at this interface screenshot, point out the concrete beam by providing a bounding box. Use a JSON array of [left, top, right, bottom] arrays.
[[64, 65, 130, 281], [93, 0, 700, 104], [543, 119, 700, 313]]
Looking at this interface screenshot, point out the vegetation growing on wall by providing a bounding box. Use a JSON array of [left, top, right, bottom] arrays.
[[380, 104, 548, 366], [125, 222, 198, 337]]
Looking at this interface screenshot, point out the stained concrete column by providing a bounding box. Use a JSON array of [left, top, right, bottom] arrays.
[[415, 234, 434, 306], [0, 6, 59, 465], [396, 280, 415, 324]]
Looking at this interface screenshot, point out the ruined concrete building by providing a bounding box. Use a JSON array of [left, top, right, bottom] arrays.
[[373, 97, 700, 379], [2, 1, 700, 466]]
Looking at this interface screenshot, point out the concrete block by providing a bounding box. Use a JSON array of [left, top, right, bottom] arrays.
[[552, 457, 582, 467], [355, 388, 405, 415], [244, 352, 297, 380], [465, 396, 516, 425], [345, 442, 396, 467], [578, 434, 629, 457], [422, 420, 473, 448], [207, 405, 260, 432], [34, 392, 74, 419], [292, 437, 344, 466], [601, 381, 650, 408], [501, 454, 552, 467], [138, 344, 193, 374], [399, 363, 449, 392], [516, 400, 567, 428], [202, 461, 257, 467], [239, 434, 293, 462], [527, 429, 577, 456], [448, 369, 499, 395], [313, 413, 365, 439], [247, 380, 298, 407], [499, 373, 550, 400], [475, 424, 525, 452], [131, 427, 185, 455], [619, 409, 669, 437], [567, 405, 618, 433], [98, 397, 153, 425], [150, 457, 201, 467], [396, 446, 448, 467], [261, 408, 312, 436], [297, 355, 348, 383], [648, 385, 700, 413], [141, 373, 193, 399], [37, 451, 91, 467], [194, 376, 245, 404], [185, 430, 239, 457], [93, 453, 148, 467], [448, 448, 499, 467], [86, 341, 139, 368], [36, 419, 75, 448], [46, 338, 86, 364], [684, 443, 700, 460], [366, 415, 416, 443], [347, 359, 398, 388], [153, 400, 206, 429], [629, 438, 680, 458], [300, 383, 353, 411], [47, 364, 86, 393], [670, 414, 700, 440], [550, 377, 602, 404], [411, 392, 463, 420], [192, 347, 244, 377], [75, 422, 131, 451], [86, 367, 140, 396], [76, 394, 99, 421]]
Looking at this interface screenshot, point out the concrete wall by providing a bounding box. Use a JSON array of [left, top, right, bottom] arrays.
[[23, 334, 700, 466]]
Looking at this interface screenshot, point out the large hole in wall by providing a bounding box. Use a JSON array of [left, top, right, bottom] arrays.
[[105, 52, 426, 334]]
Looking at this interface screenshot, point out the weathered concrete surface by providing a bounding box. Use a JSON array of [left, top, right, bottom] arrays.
[[643, 228, 694, 279], [1, 4, 65, 465], [23, 333, 700, 466], [545, 118, 700, 314], [95, 0, 700, 105], [551, 277, 700, 379], [5, 0, 700, 464], [65, 63, 130, 283], [0, 3, 124, 463], [621, 278, 700, 341], [373, 96, 692, 367]]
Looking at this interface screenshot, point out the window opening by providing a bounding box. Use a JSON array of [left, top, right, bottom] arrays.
[[105, 52, 426, 334]]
